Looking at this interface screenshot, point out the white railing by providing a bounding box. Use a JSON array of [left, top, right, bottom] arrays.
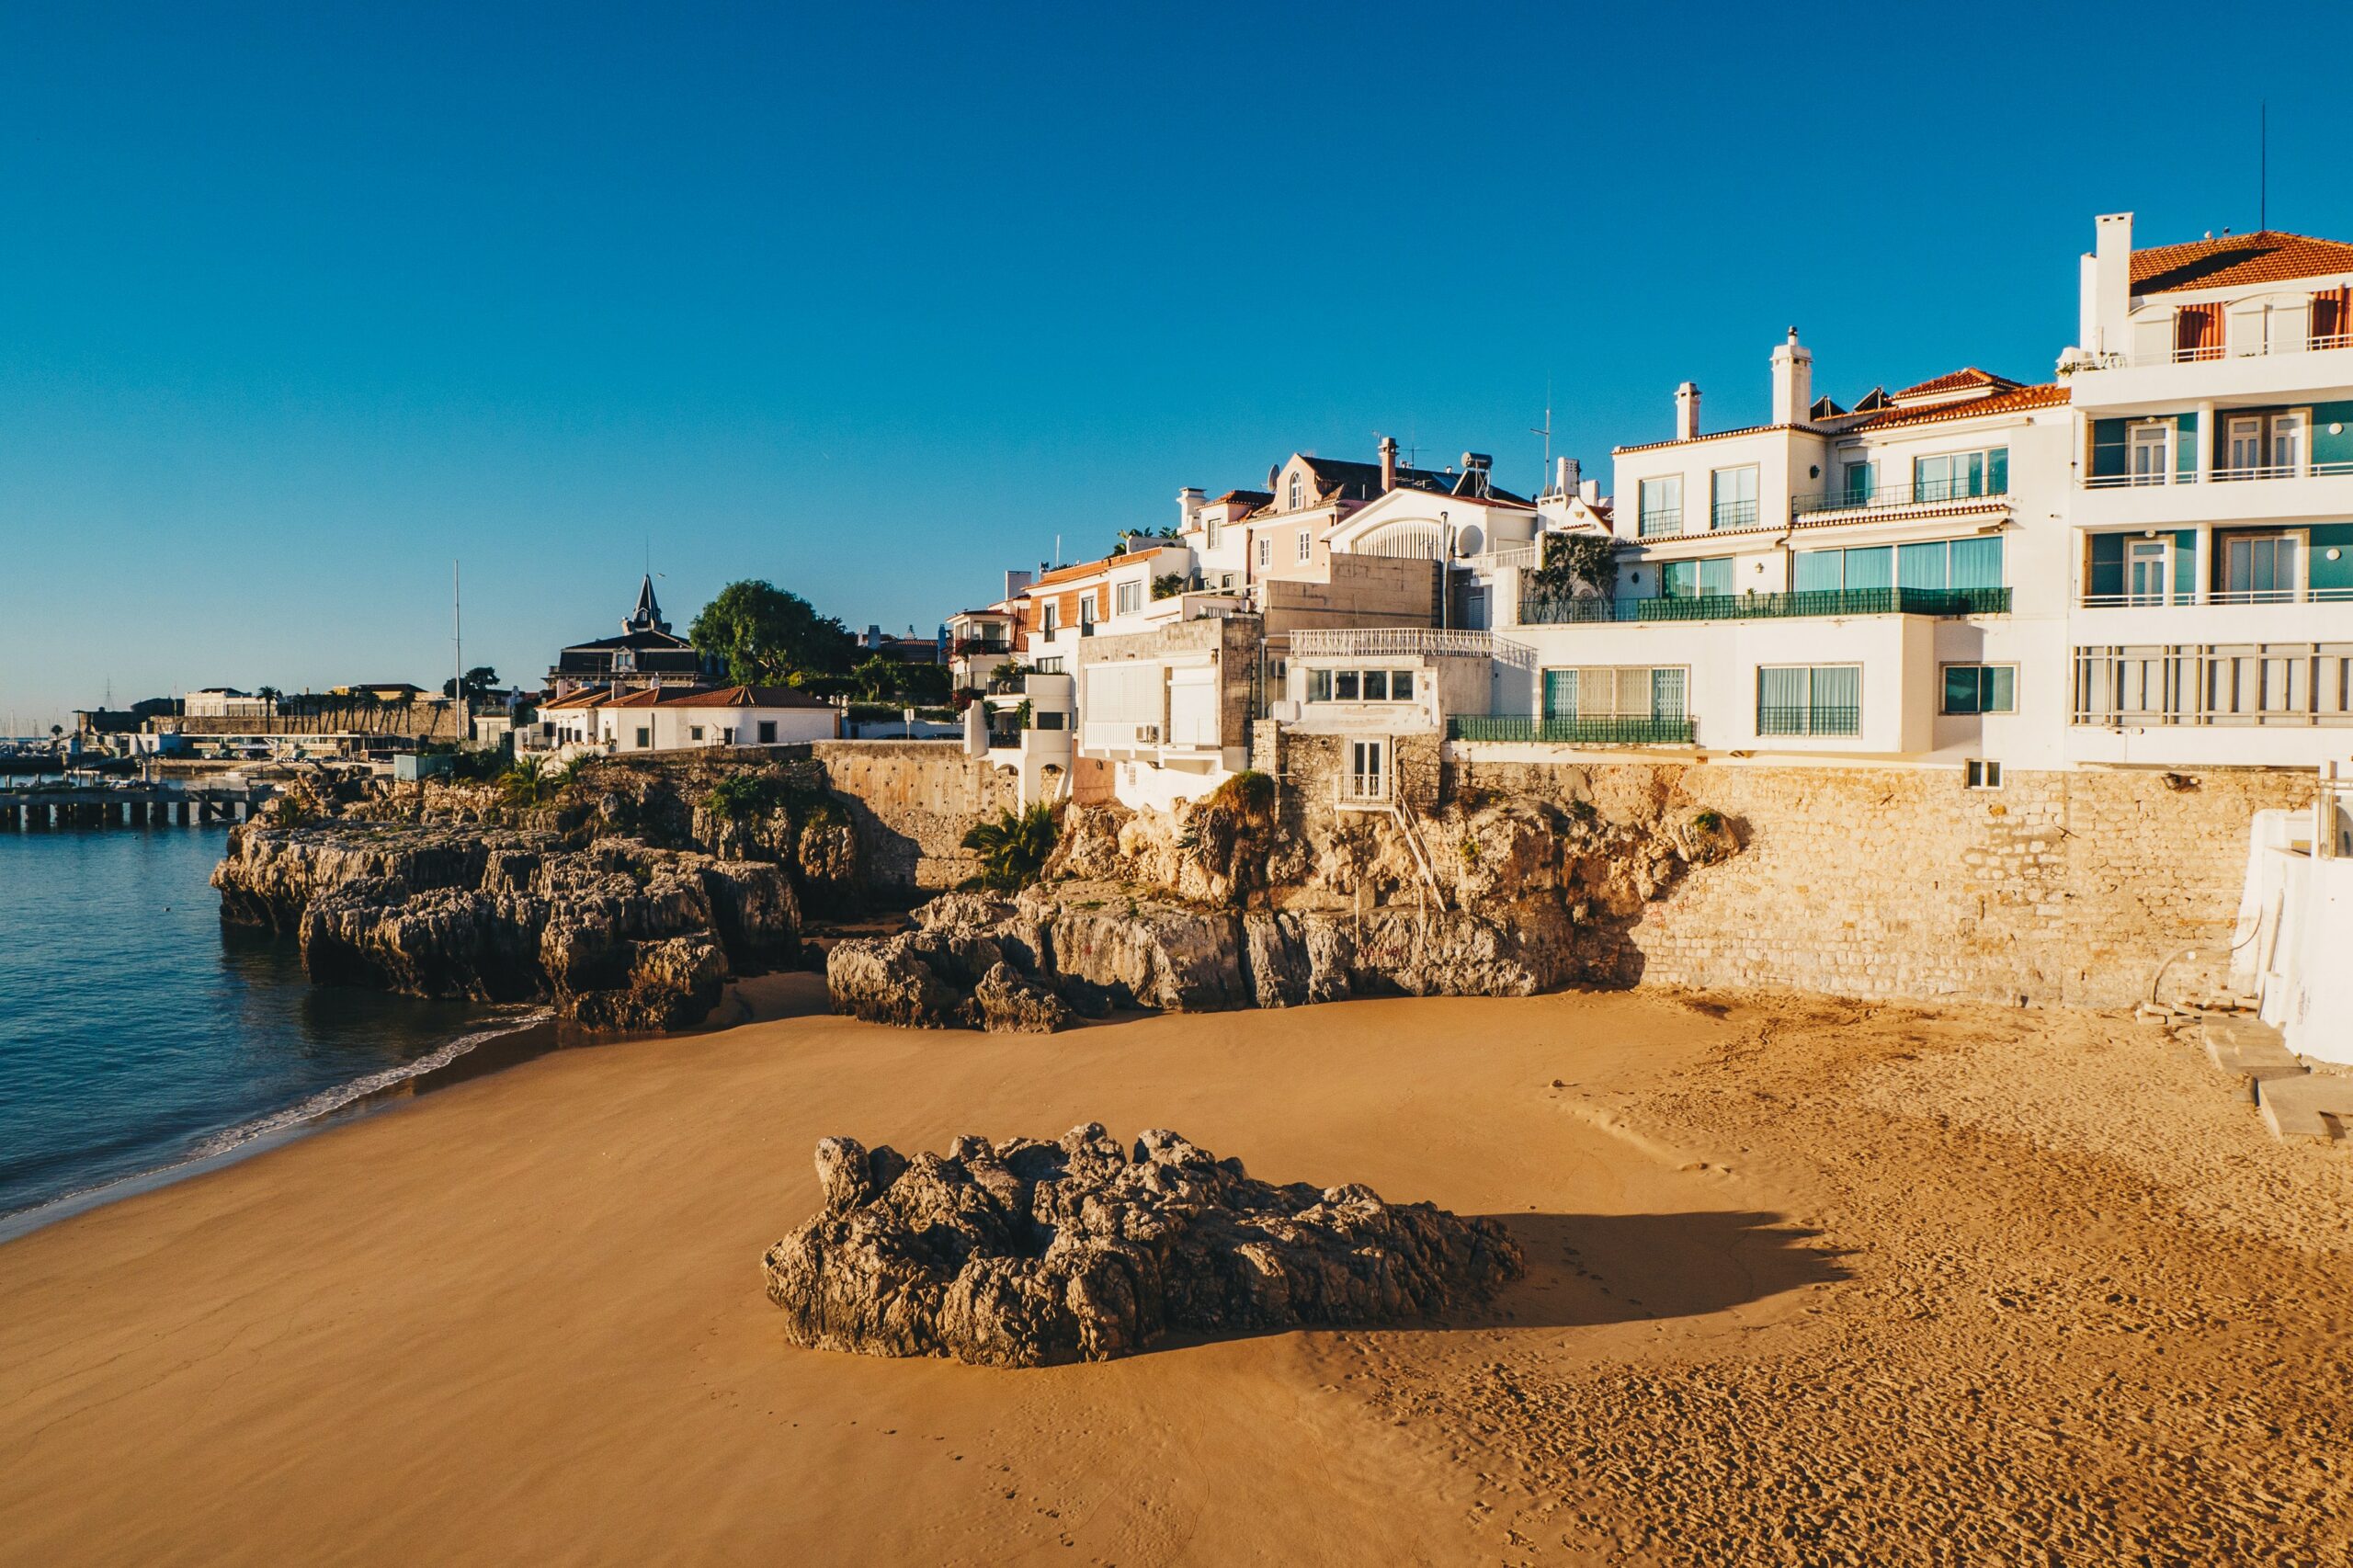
[[1290, 627, 1537, 671], [2083, 460, 2353, 490], [2079, 585, 2353, 608], [1463, 544, 1540, 572], [2109, 333, 2353, 369]]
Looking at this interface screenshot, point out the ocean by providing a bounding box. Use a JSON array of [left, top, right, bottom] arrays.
[[0, 823, 542, 1234]]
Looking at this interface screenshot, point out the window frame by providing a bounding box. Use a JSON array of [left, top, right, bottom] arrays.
[[1297, 529, 1313, 563], [1287, 473, 1302, 510], [1940, 662, 2018, 716], [1709, 464, 1759, 531], [1638, 474, 1684, 538]]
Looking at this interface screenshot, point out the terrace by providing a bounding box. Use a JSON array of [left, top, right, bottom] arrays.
[[1518, 585, 2009, 625]]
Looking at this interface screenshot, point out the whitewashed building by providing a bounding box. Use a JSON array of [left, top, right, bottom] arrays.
[[524, 684, 839, 755]]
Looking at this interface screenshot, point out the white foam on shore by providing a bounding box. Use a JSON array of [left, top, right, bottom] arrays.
[[0, 1008, 555, 1244]]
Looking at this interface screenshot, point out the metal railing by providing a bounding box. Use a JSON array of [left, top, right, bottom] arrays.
[[2111, 332, 2353, 368], [2083, 460, 2353, 489], [2079, 585, 2353, 608], [1448, 715, 1696, 745], [1756, 704, 1860, 737], [1290, 627, 1537, 670], [1791, 481, 2010, 517], [1636, 507, 1683, 538], [1518, 585, 2009, 624], [1710, 498, 1759, 530]]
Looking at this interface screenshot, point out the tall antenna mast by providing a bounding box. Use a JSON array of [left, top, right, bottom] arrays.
[[2259, 100, 2268, 232], [453, 560, 463, 741], [1529, 378, 1554, 481]]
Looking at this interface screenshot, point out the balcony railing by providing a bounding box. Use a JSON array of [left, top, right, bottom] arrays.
[[1519, 586, 2010, 625], [2082, 460, 2353, 489], [2107, 332, 2353, 368], [1290, 627, 1537, 670], [1791, 481, 2010, 517], [1710, 499, 1759, 530], [1636, 507, 1684, 539], [2080, 585, 2353, 608], [1448, 715, 1696, 745], [1756, 704, 1860, 738]]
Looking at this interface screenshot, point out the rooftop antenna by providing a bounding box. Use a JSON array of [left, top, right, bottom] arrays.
[[1529, 378, 1554, 481], [453, 559, 463, 736], [2259, 100, 2268, 233]]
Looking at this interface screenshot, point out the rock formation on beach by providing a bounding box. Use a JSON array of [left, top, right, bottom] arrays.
[[762, 1123, 1524, 1367], [214, 823, 800, 1029], [824, 792, 1741, 1030]]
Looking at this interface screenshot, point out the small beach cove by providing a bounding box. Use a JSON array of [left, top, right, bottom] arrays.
[[2, 982, 2347, 1564]]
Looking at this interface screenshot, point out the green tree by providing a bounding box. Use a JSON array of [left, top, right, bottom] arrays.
[[442, 666, 501, 706], [851, 654, 902, 701], [961, 804, 1058, 892], [689, 581, 855, 684]]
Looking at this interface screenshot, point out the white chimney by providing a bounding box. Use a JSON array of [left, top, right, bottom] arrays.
[[1176, 486, 1204, 531], [1579, 478, 1601, 506], [1675, 381, 1701, 441], [1553, 455, 1577, 496], [2088, 211, 2133, 358], [1769, 327, 1813, 426], [1378, 435, 1398, 492]]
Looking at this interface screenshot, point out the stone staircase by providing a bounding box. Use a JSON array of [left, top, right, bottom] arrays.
[[2199, 1015, 2352, 1144]]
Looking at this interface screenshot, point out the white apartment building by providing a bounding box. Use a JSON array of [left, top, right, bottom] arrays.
[[2061, 214, 2353, 768]]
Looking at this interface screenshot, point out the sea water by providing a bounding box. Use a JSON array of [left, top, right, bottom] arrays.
[[0, 825, 539, 1232]]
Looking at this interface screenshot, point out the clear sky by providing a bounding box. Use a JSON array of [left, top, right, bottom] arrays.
[[3, 1, 2346, 730]]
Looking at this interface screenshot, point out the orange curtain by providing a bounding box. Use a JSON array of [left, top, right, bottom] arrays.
[[2175, 302, 2222, 359], [2313, 287, 2350, 348]]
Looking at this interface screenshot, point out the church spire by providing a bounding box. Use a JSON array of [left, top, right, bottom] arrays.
[[626, 574, 668, 636]]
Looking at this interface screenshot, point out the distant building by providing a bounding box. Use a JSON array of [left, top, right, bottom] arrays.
[[184, 687, 276, 719], [547, 575, 721, 697], [524, 684, 840, 754], [855, 624, 946, 665], [324, 682, 428, 704]]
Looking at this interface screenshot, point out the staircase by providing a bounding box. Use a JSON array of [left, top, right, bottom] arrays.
[[2199, 1015, 2351, 1144], [1387, 802, 1448, 910]]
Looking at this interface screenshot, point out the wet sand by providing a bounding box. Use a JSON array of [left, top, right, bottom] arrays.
[[2, 978, 2347, 1564]]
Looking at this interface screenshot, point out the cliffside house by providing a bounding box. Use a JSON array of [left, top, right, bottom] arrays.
[[548, 575, 721, 697], [525, 684, 840, 755]]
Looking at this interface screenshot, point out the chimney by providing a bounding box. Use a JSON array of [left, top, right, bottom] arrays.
[[1379, 435, 1398, 492], [1176, 486, 1204, 531], [1770, 327, 1813, 426], [1554, 456, 1579, 498], [1578, 478, 1601, 506], [2086, 211, 2133, 358], [1675, 381, 1701, 441]]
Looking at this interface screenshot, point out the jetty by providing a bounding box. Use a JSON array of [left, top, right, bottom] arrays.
[[0, 782, 276, 830]]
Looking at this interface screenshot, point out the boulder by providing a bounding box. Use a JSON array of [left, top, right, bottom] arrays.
[[762, 1124, 1524, 1367]]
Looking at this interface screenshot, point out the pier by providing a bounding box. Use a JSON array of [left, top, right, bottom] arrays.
[[0, 783, 276, 831]]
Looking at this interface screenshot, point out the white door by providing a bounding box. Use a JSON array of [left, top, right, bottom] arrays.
[[2129, 425, 2169, 485], [2270, 412, 2306, 476], [2227, 416, 2265, 475], [2127, 540, 2170, 606], [1347, 740, 1386, 801]]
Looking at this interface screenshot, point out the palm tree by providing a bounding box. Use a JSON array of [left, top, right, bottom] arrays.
[[960, 804, 1058, 892]]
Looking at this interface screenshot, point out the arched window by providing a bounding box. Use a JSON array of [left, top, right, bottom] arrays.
[[1287, 473, 1302, 510]]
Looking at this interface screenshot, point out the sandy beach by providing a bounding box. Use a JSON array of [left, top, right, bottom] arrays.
[[3, 978, 2348, 1565]]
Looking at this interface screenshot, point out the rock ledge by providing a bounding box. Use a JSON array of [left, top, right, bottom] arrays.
[[761, 1123, 1523, 1367]]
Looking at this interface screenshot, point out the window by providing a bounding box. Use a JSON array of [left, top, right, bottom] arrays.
[[1288, 474, 1303, 509], [689, 725, 704, 742], [2128, 423, 2171, 485], [1335, 670, 1359, 700], [1115, 581, 1142, 616], [1799, 539, 2000, 595], [2223, 534, 2302, 603], [1639, 476, 1684, 538], [1307, 669, 1333, 701], [1942, 664, 2018, 715], [1205, 518, 1222, 550], [2126, 539, 2171, 606], [1914, 448, 2007, 502], [1258, 537, 1271, 567], [722, 727, 735, 744], [1297, 530, 1312, 563], [1965, 759, 2004, 790], [1041, 603, 1059, 633], [1035, 711, 1065, 730], [1544, 665, 1688, 722], [1842, 460, 1877, 506], [1361, 670, 1389, 700], [1756, 665, 1861, 736], [634, 726, 652, 749], [1391, 669, 1415, 700], [1711, 465, 1758, 530], [1078, 595, 1096, 627], [1306, 668, 1416, 702]]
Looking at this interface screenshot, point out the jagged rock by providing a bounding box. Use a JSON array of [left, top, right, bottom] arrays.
[[761, 1124, 1524, 1367], [972, 961, 1072, 1033], [1040, 898, 1253, 1011], [213, 824, 796, 1029]]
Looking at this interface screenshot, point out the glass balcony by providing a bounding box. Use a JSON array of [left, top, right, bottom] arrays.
[[1518, 586, 2009, 624]]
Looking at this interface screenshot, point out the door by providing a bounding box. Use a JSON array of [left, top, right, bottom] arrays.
[[1541, 668, 1577, 721], [2225, 535, 2299, 604], [2227, 416, 2265, 476], [1347, 740, 1386, 801], [2128, 425, 2169, 485], [2270, 412, 2306, 476], [2127, 540, 2170, 606]]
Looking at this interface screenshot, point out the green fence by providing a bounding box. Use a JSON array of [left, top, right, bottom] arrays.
[[1520, 586, 2008, 625], [1447, 715, 1698, 745]]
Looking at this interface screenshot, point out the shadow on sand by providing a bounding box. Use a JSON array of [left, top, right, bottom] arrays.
[[1452, 1209, 1851, 1332]]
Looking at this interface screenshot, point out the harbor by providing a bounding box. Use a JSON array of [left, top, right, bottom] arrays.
[[0, 780, 276, 830]]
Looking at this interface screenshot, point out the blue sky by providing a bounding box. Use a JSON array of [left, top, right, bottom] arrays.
[[2, 1, 2346, 729]]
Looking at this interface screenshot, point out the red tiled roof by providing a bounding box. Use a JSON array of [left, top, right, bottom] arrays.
[[541, 687, 617, 710], [1027, 546, 1176, 591], [1612, 421, 1817, 455], [1890, 368, 2019, 400], [2132, 231, 2353, 295], [655, 685, 833, 710], [1849, 382, 2069, 429]]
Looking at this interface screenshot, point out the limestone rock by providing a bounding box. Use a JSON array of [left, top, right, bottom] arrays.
[[972, 961, 1073, 1033], [762, 1124, 1524, 1367]]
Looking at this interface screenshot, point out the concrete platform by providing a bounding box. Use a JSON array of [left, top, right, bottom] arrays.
[[2200, 1017, 2308, 1097], [2256, 1074, 2353, 1144]]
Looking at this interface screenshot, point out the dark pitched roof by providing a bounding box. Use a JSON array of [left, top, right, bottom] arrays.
[[1290, 455, 1531, 506], [2132, 231, 2353, 295], [560, 628, 697, 654]]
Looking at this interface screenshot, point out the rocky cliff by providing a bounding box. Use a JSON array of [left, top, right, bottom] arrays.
[[826, 793, 1741, 1030]]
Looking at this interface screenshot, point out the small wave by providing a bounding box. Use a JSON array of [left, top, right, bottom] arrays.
[[183, 1009, 556, 1162]]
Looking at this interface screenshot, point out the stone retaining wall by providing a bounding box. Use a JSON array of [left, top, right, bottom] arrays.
[[1449, 758, 2312, 1009], [799, 741, 1019, 894]]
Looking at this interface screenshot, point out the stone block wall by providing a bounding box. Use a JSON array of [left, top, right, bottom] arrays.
[[1450, 757, 2313, 1009], [799, 741, 1019, 894]]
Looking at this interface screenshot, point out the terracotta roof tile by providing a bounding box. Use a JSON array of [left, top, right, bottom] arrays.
[[1848, 381, 2069, 430], [2132, 231, 2353, 295], [1890, 368, 2019, 400]]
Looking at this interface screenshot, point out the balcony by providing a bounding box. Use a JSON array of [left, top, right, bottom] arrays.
[[1290, 627, 1532, 665], [2082, 459, 2353, 489], [1756, 704, 1860, 738], [2106, 332, 2353, 369], [1448, 715, 1696, 745], [1518, 586, 2009, 625], [1635, 506, 1684, 539], [1791, 480, 2011, 521], [1709, 498, 1759, 531]]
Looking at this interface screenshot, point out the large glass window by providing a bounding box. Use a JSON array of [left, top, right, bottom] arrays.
[[1915, 447, 2008, 502], [1544, 665, 1688, 721], [2223, 535, 2301, 602], [1639, 476, 1683, 538], [1698, 557, 1734, 596], [1756, 665, 1862, 736], [1801, 539, 2000, 593], [1941, 664, 2018, 715], [1842, 460, 1877, 506]]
